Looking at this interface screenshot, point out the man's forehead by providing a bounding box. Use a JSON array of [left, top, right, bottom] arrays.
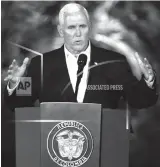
[[64, 11, 88, 23]]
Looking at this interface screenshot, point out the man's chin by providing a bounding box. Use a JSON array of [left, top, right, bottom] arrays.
[[73, 45, 85, 52]]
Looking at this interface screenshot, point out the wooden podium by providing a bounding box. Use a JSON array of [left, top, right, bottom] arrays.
[[15, 102, 128, 167]]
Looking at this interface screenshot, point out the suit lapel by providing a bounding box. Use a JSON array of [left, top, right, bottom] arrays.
[[83, 44, 99, 102]]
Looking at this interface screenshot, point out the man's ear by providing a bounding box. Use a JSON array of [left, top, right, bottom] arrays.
[[57, 25, 64, 37]]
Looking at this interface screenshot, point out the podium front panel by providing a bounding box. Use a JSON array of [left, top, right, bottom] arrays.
[[40, 102, 102, 167]]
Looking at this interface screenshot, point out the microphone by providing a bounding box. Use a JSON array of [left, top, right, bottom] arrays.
[[77, 54, 87, 74], [75, 54, 87, 97]]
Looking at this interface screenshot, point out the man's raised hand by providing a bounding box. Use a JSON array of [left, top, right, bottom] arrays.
[[4, 57, 30, 88], [134, 52, 154, 82]]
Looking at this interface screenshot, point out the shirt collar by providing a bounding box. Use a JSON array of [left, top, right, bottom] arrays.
[[64, 41, 91, 62]]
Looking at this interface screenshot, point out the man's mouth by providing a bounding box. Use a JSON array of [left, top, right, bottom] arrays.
[[75, 40, 82, 44]]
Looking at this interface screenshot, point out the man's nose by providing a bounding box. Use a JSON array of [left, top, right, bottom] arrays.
[[75, 27, 81, 37]]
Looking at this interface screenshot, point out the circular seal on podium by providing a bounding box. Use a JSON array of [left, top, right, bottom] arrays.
[[47, 120, 93, 167]]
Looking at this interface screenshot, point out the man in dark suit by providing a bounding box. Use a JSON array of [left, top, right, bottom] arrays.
[[4, 3, 158, 110]]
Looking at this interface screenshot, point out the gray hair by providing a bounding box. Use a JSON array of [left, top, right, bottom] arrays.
[[59, 3, 90, 25]]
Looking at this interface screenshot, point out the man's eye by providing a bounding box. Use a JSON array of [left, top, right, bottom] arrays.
[[68, 26, 75, 29], [80, 25, 87, 28]]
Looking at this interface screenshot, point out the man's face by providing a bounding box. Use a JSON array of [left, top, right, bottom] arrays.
[[58, 11, 90, 54]]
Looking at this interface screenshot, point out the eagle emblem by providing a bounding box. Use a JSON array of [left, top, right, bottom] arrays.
[[56, 130, 85, 160]]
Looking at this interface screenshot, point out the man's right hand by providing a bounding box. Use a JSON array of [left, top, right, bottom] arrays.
[[4, 57, 30, 89]]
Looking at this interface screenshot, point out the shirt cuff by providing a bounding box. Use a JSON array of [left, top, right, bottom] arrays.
[[7, 79, 20, 96]]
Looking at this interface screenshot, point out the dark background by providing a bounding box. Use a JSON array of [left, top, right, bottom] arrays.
[[1, 1, 160, 167]]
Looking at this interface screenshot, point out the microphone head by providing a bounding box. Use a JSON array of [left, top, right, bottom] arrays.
[[77, 54, 87, 67]]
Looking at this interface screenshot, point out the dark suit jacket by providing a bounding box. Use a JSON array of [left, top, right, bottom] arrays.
[[4, 44, 158, 110]]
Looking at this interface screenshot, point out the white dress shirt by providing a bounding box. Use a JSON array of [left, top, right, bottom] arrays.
[[64, 42, 91, 102]]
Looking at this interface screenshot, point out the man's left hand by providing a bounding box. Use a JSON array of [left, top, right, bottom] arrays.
[[135, 52, 155, 82]]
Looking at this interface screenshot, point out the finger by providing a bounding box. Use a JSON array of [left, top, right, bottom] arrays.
[[145, 65, 152, 70], [8, 66, 18, 75], [9, 64, 19, 72], [144, 58, 151, 67], [148, 69, 153, 74], [144, 58, 152, 69], [8, 70, 12, 75], [21, 57, 29, 69], [144, 58, 149, 64], [4, 76, 9, 81], [135, 52, 144, 67], [9, 64, 13, 69], [4, 75, 12, 81], [12, 59, 17, 66], [9, 64, 17, 69]]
